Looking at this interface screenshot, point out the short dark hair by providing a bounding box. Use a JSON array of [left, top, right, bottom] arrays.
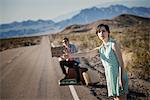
[[96, 24, 110, 35], [63, 37, 69, 42]]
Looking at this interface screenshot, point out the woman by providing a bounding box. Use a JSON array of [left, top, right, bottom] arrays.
[[71, 24, 128, 100]]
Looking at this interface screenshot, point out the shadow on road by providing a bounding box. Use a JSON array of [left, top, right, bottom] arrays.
[[86, 82, 148, 100]]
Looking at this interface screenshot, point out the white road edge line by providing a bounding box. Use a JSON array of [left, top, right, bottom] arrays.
[[69, 85, 80, 100]]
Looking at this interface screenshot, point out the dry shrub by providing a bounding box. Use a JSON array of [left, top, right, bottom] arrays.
[[112, 24, 150, 80], [0, 36, 42, 52]]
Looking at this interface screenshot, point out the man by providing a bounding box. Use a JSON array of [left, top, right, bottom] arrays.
[[59, 37, 80, 83]]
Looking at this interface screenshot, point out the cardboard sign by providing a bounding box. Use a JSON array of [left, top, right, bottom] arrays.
[[51, 46, 64, 57]]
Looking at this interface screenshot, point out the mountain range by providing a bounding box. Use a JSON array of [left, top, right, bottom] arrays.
[[0, 5, 150, 39], [59, 13, 150, 35]]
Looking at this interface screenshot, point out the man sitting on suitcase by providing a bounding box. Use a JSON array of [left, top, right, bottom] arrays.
[[59, 37, 80, 83]]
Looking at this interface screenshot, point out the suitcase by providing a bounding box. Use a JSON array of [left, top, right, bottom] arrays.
[[59, 67, 89, 85]]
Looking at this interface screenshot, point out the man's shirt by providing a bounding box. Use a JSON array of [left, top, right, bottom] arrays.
[[64, 44, 80, 63]]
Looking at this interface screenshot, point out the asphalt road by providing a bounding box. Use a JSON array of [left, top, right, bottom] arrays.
[[0, 36, 98, 100]]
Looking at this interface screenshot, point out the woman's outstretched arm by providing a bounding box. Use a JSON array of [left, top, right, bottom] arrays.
[[71, 47, 99, 59]]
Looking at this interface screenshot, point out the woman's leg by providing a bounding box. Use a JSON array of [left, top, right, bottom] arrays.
[[114, 94, 127, 100], [114, 96, 120, 100]]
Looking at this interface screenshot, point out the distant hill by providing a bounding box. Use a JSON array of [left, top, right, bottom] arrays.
[[59, 14, 150, 34], [1, 19, 55, 30], [0, 19, 56, 39], [0, 5, 150, 39], [56, 5, 150, 29]]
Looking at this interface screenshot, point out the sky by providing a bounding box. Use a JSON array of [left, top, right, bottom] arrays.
[[0, 0, 150, 24]]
